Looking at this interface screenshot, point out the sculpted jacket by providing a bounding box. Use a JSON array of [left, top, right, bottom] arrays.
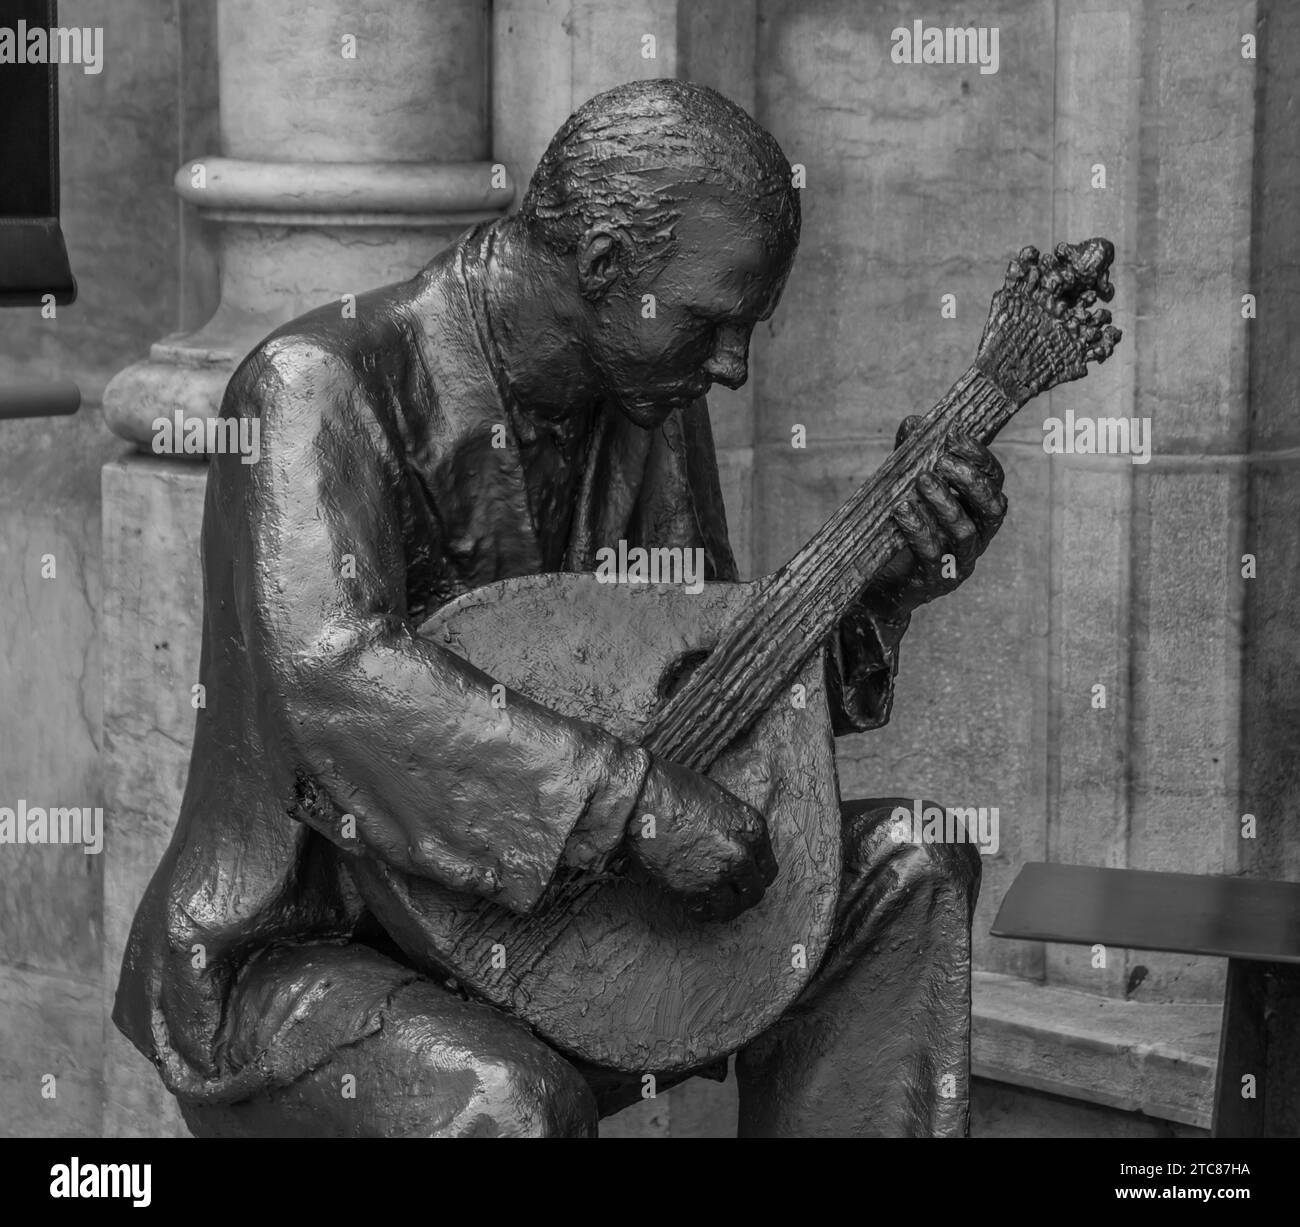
[[114, 221, 910, 1102]]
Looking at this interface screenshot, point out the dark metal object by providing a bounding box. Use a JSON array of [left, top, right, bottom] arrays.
[[993, 862, 1300, 1137], [0, 377, 79, 418], [1214, 961, 1300, 1138], [116, 78, 1115, 1136], [0, 0, 77, 308], [993, 862, 1300, 964]]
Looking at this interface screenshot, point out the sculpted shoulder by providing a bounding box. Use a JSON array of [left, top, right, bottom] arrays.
[[226, 281, 424, 420]]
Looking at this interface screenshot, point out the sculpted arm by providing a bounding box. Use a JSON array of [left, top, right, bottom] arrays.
[[220, 344, 773, 921], [220, 345, 650, 914]]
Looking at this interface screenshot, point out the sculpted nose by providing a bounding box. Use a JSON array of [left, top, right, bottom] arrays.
[[704, 325, 750, 389]]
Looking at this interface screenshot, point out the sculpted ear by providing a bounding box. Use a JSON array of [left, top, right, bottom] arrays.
[[576, 227, 633, 301]]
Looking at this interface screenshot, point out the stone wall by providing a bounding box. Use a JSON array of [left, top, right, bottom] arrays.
[[751, 0, 1299, 1014], [0, 0, 218, 1136]]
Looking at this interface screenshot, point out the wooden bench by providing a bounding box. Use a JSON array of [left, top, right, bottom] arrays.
[[992, 863, 1300, 1137]]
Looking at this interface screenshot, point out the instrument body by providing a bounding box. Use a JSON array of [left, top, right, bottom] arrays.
[[351, 571, 842, 1073]]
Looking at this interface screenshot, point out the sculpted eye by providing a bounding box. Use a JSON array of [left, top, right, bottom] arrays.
[[688, 314, 721, 348], [686, 311, 728, 340]]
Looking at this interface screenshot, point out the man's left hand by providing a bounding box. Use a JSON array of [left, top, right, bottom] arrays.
[[865, 418, 1008, 620]]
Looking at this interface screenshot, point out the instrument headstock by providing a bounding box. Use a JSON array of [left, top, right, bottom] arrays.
[[975, 238, 1123, 407]]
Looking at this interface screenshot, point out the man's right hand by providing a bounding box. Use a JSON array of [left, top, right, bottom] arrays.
[[623, 757, 778, 923]]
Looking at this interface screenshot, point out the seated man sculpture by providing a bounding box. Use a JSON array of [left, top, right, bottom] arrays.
[[115, 78, 1118, 1138]]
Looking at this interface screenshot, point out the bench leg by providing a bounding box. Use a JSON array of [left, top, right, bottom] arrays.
[[1212, 959, 1300, 1137]]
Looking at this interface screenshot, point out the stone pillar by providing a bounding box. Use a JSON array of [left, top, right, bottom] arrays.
[[1047, 0, 1256, 1006], [1238, 0, 1300, 887], [100, 0, 505, 1137], [105, 0, 506, 449]]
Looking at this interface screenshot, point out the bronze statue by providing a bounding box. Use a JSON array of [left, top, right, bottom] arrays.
[[114, 79, 1119, 1137]]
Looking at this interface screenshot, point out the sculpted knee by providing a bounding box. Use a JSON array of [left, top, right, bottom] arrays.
[[846, 797, 984, 899], [468, 1050, 597, 1138], [377, 981, 598, 1138]]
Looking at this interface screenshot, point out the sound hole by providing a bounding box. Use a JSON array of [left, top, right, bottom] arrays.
[[658, 648, 712, 704]]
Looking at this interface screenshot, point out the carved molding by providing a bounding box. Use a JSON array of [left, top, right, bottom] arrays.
[[104, 0, 505, 453], [172, 156, 510, 224]]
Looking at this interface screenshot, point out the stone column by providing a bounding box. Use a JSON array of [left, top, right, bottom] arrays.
[[1238, 0, 1300, 888], [100, 0, 505, 1137], [105, 0, 505, 449]]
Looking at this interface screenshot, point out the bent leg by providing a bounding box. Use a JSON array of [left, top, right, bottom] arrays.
[[736, 797, 981, 1138], [181, 943, 597, 1138]]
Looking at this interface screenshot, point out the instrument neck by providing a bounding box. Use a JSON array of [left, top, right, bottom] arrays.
[[641, 366, 1018, 770], [777, 365, 1018, 634]]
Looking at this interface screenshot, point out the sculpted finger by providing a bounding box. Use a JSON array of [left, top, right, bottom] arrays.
[[687, 893, 729, 923], [872, 541, 916, 591], [934, 453, 1007, 533], [893, 497, 944, 566], [691, 879, 754, 924], [948, 431, 1005, 487], [916, 473, 978, 571], [933, 452, 990, 503], [728, 862, 768, 913], [895, 414, 925, 450]]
